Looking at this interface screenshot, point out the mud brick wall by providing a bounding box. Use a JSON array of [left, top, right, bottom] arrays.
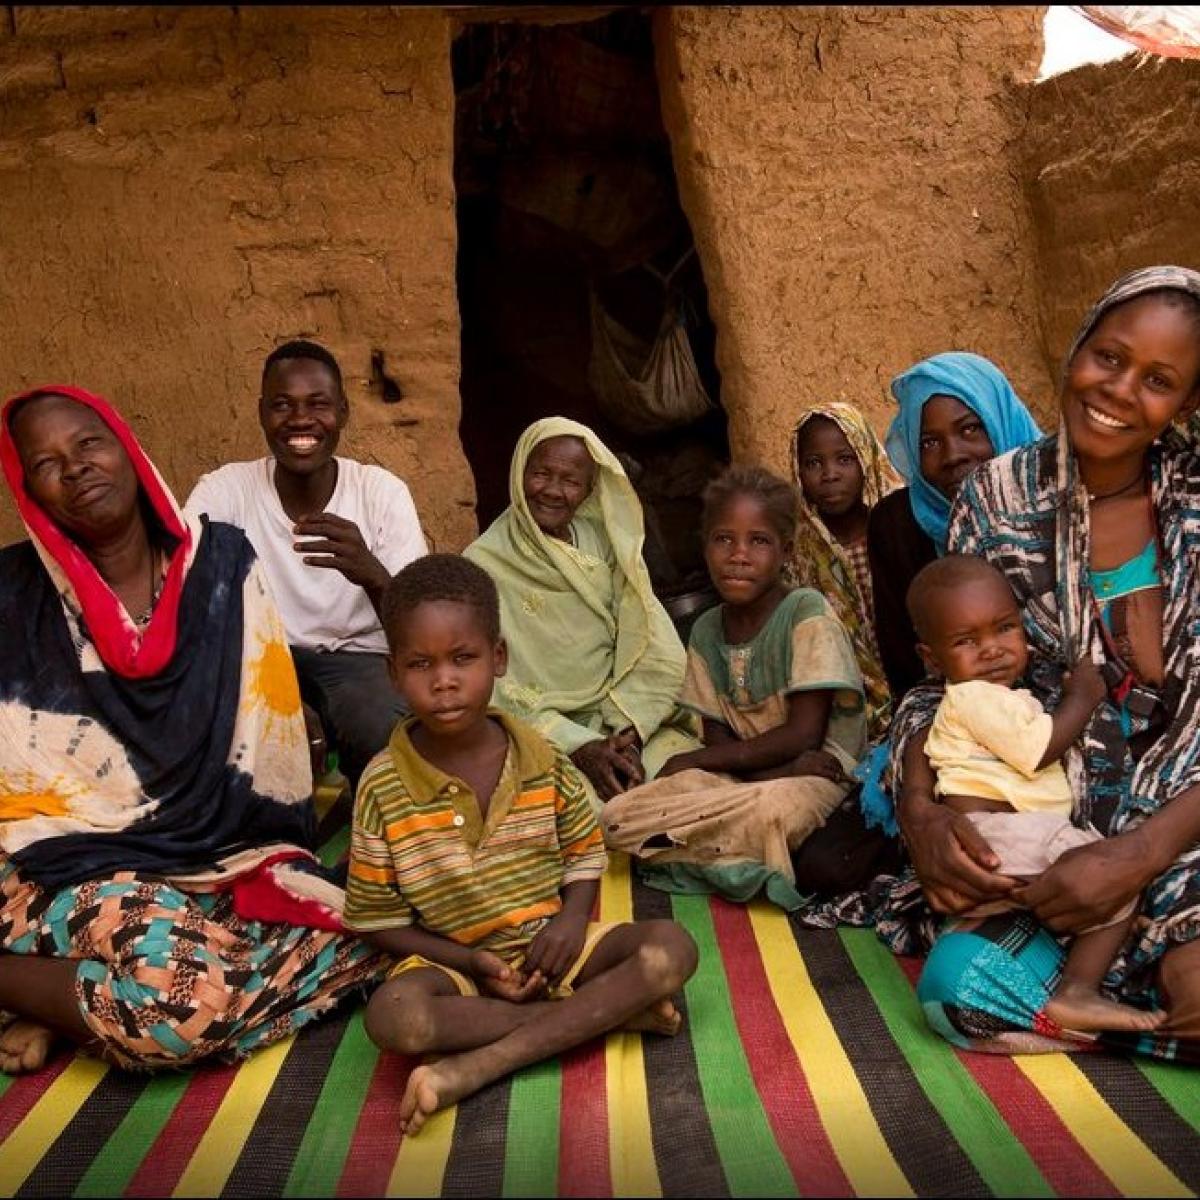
[[4, 6, 1194, 553], [0, 5, 474, 550], [1020, 54, 1200, 379], [655, 4, 1057, 474]]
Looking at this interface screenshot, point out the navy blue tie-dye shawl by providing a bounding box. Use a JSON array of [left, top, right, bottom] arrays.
[[0, 387, 317, 893]]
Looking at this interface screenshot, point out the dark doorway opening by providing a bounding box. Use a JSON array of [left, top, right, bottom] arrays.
[[452, 9, 730, 625]]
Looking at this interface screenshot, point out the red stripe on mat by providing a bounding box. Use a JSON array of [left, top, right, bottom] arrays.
[[0, 1053, 71, 1142], [558, 1040, 611, 1197], [709, 899, 854, 1196], [336, 1051, 411, 1197], [895, 956, 1120, 1197], [123, 1062, 237, 1197], [554, 871, 612, 1196]]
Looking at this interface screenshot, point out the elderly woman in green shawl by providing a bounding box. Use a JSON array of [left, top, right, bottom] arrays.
[[465, 418, 699, 807]]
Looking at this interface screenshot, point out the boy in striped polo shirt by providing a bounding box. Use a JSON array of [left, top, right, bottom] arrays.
[[345, 554, 698, 1135]]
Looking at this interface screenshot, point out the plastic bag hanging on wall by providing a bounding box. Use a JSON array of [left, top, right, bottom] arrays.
[[1075, 6, 1200, 58], [587, 252, 717, 438]]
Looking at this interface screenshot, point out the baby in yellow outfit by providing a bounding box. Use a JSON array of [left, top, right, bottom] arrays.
[[908, 554, 1162, 1035]]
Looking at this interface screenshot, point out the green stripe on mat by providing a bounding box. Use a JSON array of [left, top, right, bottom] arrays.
[[838, 928, 1052, 1198], [501, 1057, 561, 1197], [671, 894, 795, 1198], [284, 1010, 378, 1197], [73, 1070, 190, 1197], [1136, 1057, 1200, 1129], [317, 825, 350, 869]]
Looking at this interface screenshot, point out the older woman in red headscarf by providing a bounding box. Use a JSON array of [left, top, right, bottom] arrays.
[[0, 386, 382, 1073]]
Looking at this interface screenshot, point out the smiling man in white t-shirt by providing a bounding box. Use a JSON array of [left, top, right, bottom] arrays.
[[185, 340, 428, 789]]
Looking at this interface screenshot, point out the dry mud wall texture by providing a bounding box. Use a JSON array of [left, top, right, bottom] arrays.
[[0, 5, 474, 551], [655, 4, 1057, 474], [1021, 55, 1200, 376]]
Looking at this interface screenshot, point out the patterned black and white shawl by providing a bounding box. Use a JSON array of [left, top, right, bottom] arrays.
[[871, 265, 1200, 989]]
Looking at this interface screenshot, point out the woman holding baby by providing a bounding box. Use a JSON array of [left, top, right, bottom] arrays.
[[890, 266, 1200, 1061]]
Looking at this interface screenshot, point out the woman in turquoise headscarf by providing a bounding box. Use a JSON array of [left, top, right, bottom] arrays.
[[867, 352, 1042, 704]]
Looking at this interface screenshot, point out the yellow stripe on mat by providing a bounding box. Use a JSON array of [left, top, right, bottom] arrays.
[[1016, 1054, 1190, 1198], [173, 1035, 293, 1197], [0, 1058, 108, 1194], [387, 1106, 456, 1197], [602, 854, 662, 1199], [747, 903, 914, 1197]]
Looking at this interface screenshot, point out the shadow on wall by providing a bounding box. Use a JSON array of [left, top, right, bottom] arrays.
[[451, 9, 730, 628]]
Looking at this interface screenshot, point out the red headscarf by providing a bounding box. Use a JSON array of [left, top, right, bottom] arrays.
[[0, 385, 194, 678]]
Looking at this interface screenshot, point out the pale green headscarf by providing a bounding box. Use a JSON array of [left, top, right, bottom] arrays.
[[464, 417, 688, 754]]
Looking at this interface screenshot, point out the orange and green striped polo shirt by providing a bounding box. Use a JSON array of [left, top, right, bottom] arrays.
[[344, 709, 608, 956]]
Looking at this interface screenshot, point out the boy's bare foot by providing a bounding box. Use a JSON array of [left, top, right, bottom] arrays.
[[397, 997, 687, 1134], [1045, 982, 1166, 1034], [399, 1060, 477, 1136], [0, 1020, 56, 1074], [620, 997, 683, 1036]]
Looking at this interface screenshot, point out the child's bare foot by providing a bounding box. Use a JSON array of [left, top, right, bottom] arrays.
[[620, 997, 683, 1036], [0, 1020, 56, 1074], [399, 1060, 478, 1136], [1045, 982, 1166, 1033]]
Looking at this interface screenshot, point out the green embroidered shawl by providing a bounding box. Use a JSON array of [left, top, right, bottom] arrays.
[[464, 417, 690, 753]]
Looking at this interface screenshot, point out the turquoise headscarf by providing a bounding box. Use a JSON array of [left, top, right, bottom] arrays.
[[885, 351, 1042, 553]]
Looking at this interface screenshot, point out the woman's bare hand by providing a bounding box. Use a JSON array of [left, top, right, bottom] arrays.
[[571, 734, 644, 800], [1012, 834, 1147, 934], [903, 797, 1019, 915]]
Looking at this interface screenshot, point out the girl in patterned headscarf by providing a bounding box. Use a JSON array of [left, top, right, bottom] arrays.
[[788, 403, 901, 736]]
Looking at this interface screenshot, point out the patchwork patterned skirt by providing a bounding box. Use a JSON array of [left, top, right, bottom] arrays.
[[0, 860, 385, 1070], [900, 903, 1200, 1064]]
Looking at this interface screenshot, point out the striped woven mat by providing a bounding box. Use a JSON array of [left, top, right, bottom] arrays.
[[0, 851, 1197, 1197]]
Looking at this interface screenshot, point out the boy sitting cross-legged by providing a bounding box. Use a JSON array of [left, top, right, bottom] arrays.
[[346, 554, 698, 1134]]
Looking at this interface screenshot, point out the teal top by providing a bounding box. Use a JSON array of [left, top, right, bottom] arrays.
[[1090, 539, 1159, 604], [1088, 540, 1160, 737]]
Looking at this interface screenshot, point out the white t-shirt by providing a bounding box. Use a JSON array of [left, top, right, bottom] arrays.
[[184, 457, 428, 653]]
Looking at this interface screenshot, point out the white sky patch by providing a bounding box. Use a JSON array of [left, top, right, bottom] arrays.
[[1038, 6, 1137, 80]]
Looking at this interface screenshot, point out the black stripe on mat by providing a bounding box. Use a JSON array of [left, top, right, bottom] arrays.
[[636, 880, 730, 1199], [316, 788, 352, 849], [221, 1005, 354, 1198], [441, 1074, 512, 1197], [1073, 1054, 1200, 1190], [17, 1067, 150, 1198], [791, 927, 989, 1198]]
